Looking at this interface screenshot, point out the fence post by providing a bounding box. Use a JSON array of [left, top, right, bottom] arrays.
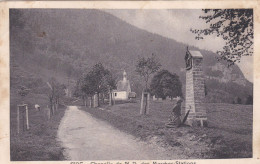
[[109, 92, 112, 106], [25, 105, 29, 130], [17, 106, 19, 134], [52, 104, 55, 115], [147, 93, 150, 114], [89, 97, 92, 108], [140, 92, 144, 115], [47, 106, 51, 120]]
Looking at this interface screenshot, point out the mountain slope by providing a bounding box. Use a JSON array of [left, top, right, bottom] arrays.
[[10, 9, 253, 103]]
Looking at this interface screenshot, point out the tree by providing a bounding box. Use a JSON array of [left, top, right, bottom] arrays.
[[191, 9, 253, 66], [79, 63, 116, 107], [135, 54, 161, 91], [81, 71, 97, 107], [150, 72, 165, 99], [89, 63, 111, 106], [136, 54, 161, 115], [54, 83, 66, 110], [99, 70, 116, 104], [74, 76, 88, 106], [150, 70, 182, 100], [46, 77, 65, 116], [46, 78, 56, 116], [17, 85, 30, 104]]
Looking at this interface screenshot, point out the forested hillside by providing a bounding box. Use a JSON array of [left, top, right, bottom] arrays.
[[10, 9, 253, 103]]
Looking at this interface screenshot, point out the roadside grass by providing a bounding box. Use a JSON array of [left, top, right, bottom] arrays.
[[10, 91, 66, 161], [79, 100, 252, 159]]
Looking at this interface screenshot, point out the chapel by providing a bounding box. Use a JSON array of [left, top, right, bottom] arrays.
[[112, 70, 131, 100]]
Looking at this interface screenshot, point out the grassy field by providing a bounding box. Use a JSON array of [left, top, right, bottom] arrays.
[[10, 91, 66, 161], [79, 100, 252, 159]]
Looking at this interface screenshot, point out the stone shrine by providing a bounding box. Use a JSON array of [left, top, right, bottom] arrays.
[[185, 48, 207, 126]]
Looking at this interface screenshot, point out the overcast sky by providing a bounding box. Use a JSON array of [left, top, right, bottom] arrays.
[[104, 9, 253, 82]]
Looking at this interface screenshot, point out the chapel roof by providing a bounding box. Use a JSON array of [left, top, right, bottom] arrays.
[[189, 50, 203, 58]]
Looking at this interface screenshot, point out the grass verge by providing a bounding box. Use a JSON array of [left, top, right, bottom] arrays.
[[79, 100, 252, 159], [10, 92, 66, 161]]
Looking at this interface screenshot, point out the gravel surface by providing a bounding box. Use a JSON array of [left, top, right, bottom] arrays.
[[58, 106, 172, 160]]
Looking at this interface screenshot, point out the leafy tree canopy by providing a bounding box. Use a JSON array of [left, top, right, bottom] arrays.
[[191, 9, 253, 66], [150, 70, 182, 99], [135, 54, 161, 90], [80, 63, 116, 97]]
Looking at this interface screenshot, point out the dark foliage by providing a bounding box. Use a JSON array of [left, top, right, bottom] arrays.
[[47, 77, 66, 115], [150, 70, 182, 99], [191, 9, 253, 66], [85, 63, 116, 95], [245, 95, 253, 105], [205, 79, 252, 103], [77, 63, 116, 106], [237, 97, 242, 104], [135, 54, 161, 91]]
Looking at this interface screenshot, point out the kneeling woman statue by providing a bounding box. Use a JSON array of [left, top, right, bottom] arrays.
[[166, 97, 183, 128]]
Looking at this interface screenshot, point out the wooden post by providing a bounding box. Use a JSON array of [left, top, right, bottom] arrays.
[[113, 93, 116, 105], [56, 103, 58, 111], [102, 93, 105, 104], [144, 94, 147, 114], [47, 105, 51, 120], [17, 106, 19, 134], [84, 99, 87, 107], [52, 104, 55, 115], [93, 93, 98, 107], [96, 93, 99, 107], [25, 105, 29, 130], [140, 92, 150, 115], [140, 92, 144, 115], [147, 93, 150, 114], [109, 92, 112, 106], [22, 109, 25, 131], [89, 97, 92, 108]]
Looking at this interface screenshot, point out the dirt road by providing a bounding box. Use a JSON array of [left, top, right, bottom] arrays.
[[58, 106, 171, 160]]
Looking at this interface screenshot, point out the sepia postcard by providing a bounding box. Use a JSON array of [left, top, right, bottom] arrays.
[[0, 1, 260, 164]]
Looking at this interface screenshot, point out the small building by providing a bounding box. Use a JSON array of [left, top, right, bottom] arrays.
[[152, 95, 173, 101], [112, 71, 132, 100]]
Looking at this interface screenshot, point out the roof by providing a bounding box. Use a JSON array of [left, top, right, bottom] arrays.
[[189, 50, 203, 58], [117, 80, 131, 92]]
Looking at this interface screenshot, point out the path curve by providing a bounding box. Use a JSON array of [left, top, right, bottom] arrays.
[[57, 106, 171, 160]]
